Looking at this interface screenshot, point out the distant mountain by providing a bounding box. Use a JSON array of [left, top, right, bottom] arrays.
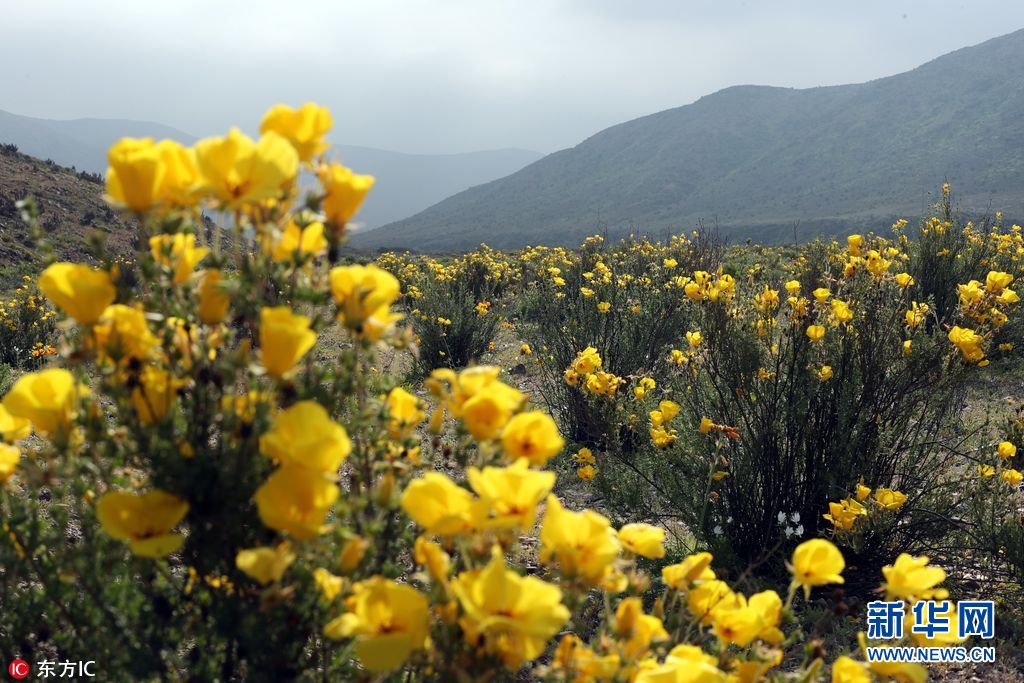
[[334, 145, 542, 229], [354, 28, 1024, 252], [0, 109, 196, 174], [0, 109, 542, 230]]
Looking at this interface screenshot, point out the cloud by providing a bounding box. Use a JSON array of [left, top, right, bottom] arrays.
[[3, 0, 1023, 153]]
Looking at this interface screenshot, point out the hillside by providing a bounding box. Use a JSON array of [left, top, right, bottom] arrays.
[[0, 110, 542, 231], [354, 28, 1024, 251], [0, 144, 136, 288]]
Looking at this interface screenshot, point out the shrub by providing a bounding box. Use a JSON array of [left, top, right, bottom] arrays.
[[517, 232, 723, 446], [0, 277, 58, 369], [407, 261, 501, 375], [554, 233, 1020, 592]]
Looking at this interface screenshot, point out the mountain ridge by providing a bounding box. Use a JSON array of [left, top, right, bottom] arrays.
[[353, 27, 1024, 251]]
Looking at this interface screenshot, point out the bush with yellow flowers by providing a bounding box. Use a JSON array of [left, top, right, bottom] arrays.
[[964, 404, 1024, 606], [515, 232, 723, 446], [546, 221, 1019, 595], [391, 253, 505, 375], [0, 275, 58, 371]]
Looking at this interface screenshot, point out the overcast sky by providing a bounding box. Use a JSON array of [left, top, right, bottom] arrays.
[[4, 1, 1024, 154]]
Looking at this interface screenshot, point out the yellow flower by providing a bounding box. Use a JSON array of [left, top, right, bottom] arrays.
[[329, 264, 402, 339], [873, 488, 907, 510], [313, 568, 344, 601], [96, 489, 189, 558], [259, 102, 333, 162], [830, 299, 853, 324], [323, 577, 429, 672], [812, 287, 831, 303], [865, 250, 892, 278], [998, 441, 1017, 459], [712, 595, 764, 647], [618, 522, 666, 559], [254, 465, 340, 539], [468, 458, 555, 529], [0, 443, 21, 483], [615, 596, 669, 657], [155, 139, 199, 206], [385, 387, 425, 439], [978, 464, 996, 477], [985, 270, 1014, 293], [662, 552, 716, 590], [790, 539, 845, 594], [452, 548, 570, 669], [553, 635, 622, 683], [572, 346, 602, 374], [339, 536, 370, 574], [948, 326, 986, 363], [686, 330, 702, 348], [577, 464, 598, 480], [38, 263, 116, 325], [460, 382, 524, 440], [824, 498, 867, 531], [400, 471, 477, 536], [882, 553, 947, 601], [540, 495, 619, 583], [319, 162, 375, 227], [269, 220, 328, 263], [831, 655, 870, 683], [3, 368, 84, 434], [997, 288, 1020, 306], [573, 447, 596, 464], [855, 483, 872, 501], [847, 234, 863, 257], [749, 590, 784, 643], [895, 273, 915, 288], [194, 128, 298, 208], [699, 417, 714, 435], [197, 269, 231, 324], [687, 580, 737, 625], [259, 400, 351, 473], [784, 280, 801, 295], [754, 286, 780, 314], [0, 405, 31, 443], [816, 365, 834, 382], [414, 536, 451, 584], [259, 306, 316, 378], [149, 233, 210, 285], [501, 410, 565, 466], [958, 280, 985, 308], [1002, 468, 1023, 486], [806, 325, 826, 343], [132, 365, 182, 425], [235, 543, 296, 585], [634, 646, 726, 682], [105, 137, 166, 212], [94, 304, 159, 362], [651, 401, 681, 425]]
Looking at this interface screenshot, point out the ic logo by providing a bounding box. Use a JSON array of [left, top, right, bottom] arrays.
[[8, 659, 29, 679]]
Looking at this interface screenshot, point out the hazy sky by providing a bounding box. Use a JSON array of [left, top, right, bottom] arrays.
[[4, 1, 1024, 154]]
